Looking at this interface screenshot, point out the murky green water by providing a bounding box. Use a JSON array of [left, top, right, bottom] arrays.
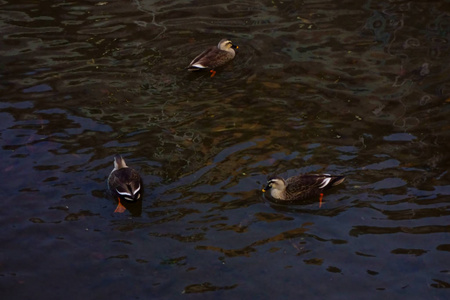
[[1, 0, 449, 298]]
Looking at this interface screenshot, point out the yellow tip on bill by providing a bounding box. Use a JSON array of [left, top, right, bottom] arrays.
[[261, 189, 266, 193]]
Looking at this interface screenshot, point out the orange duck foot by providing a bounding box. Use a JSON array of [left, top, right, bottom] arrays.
[[210, 70, 216, 77], [114, 198, 126, 213], [319, 193, 324, 208]]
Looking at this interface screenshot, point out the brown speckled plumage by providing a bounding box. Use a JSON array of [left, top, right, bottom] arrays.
[[262, 174, 345, 202], [108, 154, 142, 202], [187, 39, 238, 71]]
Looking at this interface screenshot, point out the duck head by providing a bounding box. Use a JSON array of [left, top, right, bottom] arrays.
[[218, 39, 238, 51], [262, 176, 286, 198]]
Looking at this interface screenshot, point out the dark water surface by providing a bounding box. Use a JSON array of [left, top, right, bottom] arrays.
[[1, 0, 450, 298]]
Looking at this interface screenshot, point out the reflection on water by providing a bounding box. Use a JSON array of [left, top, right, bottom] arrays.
[[1, 0, 450, 298]]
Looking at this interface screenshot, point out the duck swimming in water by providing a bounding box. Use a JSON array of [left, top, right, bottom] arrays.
[[262, 173, 345, 207], [108, 154, 142, 213], [187, 38, 238, 77]]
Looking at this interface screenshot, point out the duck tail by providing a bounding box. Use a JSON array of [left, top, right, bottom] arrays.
[[187, 65, 207, 71], [330, 175, 345, 186], [114, 154, 128, 169]]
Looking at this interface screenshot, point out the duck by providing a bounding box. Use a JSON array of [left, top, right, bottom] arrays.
[[262, 173, 345, 207], [187, 38, 238, 77], [108, 154, 142, 213]]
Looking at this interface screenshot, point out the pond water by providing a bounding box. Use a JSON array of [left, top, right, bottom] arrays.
[[1, 0, 449, 298]]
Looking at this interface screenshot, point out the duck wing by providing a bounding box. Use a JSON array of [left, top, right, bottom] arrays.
[[285, 174, 344, 200], [109, 168, 141, 197], [188, 48, 234, 70]]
